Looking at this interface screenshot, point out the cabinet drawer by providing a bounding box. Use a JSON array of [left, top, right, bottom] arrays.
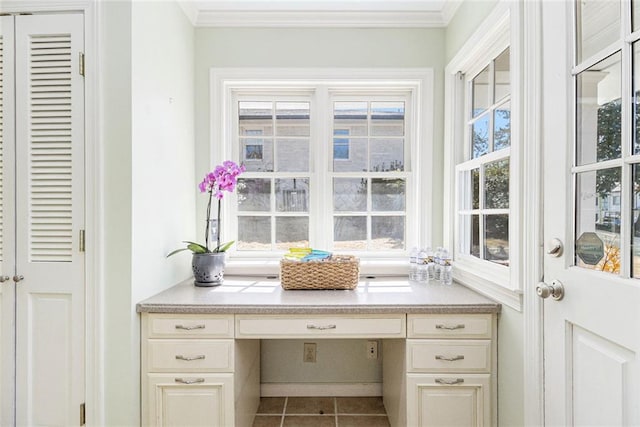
[[146, 339, 234, 372], [408, 314, 492, 339], [407, 340, 491, 373], [145, 314, 234, 339], [236, 315, 406, 338]]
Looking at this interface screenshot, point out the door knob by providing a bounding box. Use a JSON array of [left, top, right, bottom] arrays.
[[536, 279, 564, 301], [0, 276, 9, 283], [13, 275, 24, 283]]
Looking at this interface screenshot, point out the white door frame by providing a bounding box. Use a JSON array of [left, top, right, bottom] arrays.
[[0, 1, 103, 425]]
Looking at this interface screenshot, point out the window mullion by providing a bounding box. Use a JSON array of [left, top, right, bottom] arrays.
[[621, 21, 633, 278]]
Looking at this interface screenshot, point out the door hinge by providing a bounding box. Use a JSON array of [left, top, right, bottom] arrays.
[[79, 52, 85, 76], [80, 403, 86, 425], [79, 229, 85, 252]]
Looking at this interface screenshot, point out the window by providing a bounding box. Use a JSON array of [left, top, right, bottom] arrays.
[[444, 2, 521, 307], [457, 48, 511, 267], [573, 0, 640, 278], [211, 69, 432, 274]]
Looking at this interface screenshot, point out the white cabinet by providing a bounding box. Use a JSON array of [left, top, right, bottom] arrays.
[[141, 313, 260, 427], [404, 314, 496, 427]]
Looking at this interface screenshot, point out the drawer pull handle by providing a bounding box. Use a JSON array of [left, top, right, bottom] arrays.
[[435, 324, 465, 330], [175, 378, 205, 385], [306, 324, 337, 330], [435, 378, 465, 385], [435, 355, 465, 362], [175, 355, 206, 361], [175, 324, 206, 330]]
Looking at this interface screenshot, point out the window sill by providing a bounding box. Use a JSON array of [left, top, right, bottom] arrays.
[[225, 257, 409, 278], [453, 260, 522, 311]]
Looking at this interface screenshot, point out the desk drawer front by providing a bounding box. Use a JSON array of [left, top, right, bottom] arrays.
[[147, 340, 234, 372], [408, 314, 492, 339], [407, 340, 491, 373], [236, 315, 406, 338], [146, 314, 234, 338]]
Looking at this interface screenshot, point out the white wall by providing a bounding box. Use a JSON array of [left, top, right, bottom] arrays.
[[101, 1, 195, 425], [445, 1, 524, 426], [194, 27, 446, 384]]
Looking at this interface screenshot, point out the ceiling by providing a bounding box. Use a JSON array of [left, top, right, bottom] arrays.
[[177, 0, 462, 28]]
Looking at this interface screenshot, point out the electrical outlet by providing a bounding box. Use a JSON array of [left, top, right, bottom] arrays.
[[304, 342, 317, 363], [366, 340, 378, 359]]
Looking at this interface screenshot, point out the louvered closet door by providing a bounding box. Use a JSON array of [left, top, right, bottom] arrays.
[[0, 15, 17, 427], [14, 14, 85, 426]]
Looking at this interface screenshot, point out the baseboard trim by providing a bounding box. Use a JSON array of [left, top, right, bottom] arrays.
[[261, 382, 382, 397]]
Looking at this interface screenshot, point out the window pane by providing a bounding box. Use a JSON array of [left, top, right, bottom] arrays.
[[239, 101, 273, 136], [633, 165, 640, 277], [276, 139, 309, 172], [484, 215, 509, 266], [276, 217, 309, 250], [372, 178, 405, 212], [472, 168, 480, 210], [241, 138, 274, 172], [334, 216, 367, 250], [484, 159, 509, 209], [237, 216, 271, 251], [494, 102, 511, 150], [472, 66, 490, 117], [333, 138, 367, 172], [576, 53, 621, 166], [471, 215, 480, 258], [575, 168, 620, 274], [334, 102, 368, 136], [371, 216, 404, 250], [577, 0, 620, 63], [371, 102, 405, 136], [494, 48, 510, 102], [472, 113, 490, 158], [634, 0, 640, 32], [275, 102, 310, 136], [237, 178, 271, 212], [275, 178, 309, 212], [334, 178, 367, 212], [634, 42, 640, 155], [370, 139, 404, 172]]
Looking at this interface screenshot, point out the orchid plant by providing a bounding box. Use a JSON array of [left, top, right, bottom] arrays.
[[168, 160, 246, 257]]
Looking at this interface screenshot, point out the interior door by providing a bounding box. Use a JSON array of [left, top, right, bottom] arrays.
[[542, 1, 640, 425], [1, 13, 85, 426]]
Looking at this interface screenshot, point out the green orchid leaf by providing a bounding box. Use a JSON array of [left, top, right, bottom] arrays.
[[187, 243, 207, 253], [166, 247, 190, 258], [216, 240, 235, 253]]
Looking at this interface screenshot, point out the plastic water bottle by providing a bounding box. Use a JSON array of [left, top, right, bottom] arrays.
[[409, 247, 418, 281], [417, 248, 429, 283], [426, 247, 435, 281], [433, 247, 443, 281], [441, 249, 453, 285]]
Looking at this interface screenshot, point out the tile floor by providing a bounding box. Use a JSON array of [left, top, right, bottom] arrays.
[[252, 396, 391, 427]]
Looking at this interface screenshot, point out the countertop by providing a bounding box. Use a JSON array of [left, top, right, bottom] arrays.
[[136, 276, 501, 315]]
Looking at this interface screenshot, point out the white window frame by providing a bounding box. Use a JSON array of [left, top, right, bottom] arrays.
[[444, 1, 524, 310], [210, 68, 434, 276]]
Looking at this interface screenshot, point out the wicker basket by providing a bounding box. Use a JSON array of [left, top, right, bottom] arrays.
[[280, 255, 360, 290]]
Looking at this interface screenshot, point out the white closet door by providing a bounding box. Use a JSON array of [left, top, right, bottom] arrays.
[[14, 14, 85, 427], [0, 15, 17, 427]]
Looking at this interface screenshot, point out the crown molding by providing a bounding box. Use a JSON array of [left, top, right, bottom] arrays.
[[193, 9, 451, 28]]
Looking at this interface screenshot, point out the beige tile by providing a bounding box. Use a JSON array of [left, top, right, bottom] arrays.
[[283, 416, 336, 427], [253, 415, 283, 427], [286, 397, 336, 415], [257, 397, 286, 414], [336, 397, 386, 415], [337, 415, 390, 427]]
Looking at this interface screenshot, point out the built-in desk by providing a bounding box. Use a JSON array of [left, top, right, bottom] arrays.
[[137, 277, 501, 427]]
